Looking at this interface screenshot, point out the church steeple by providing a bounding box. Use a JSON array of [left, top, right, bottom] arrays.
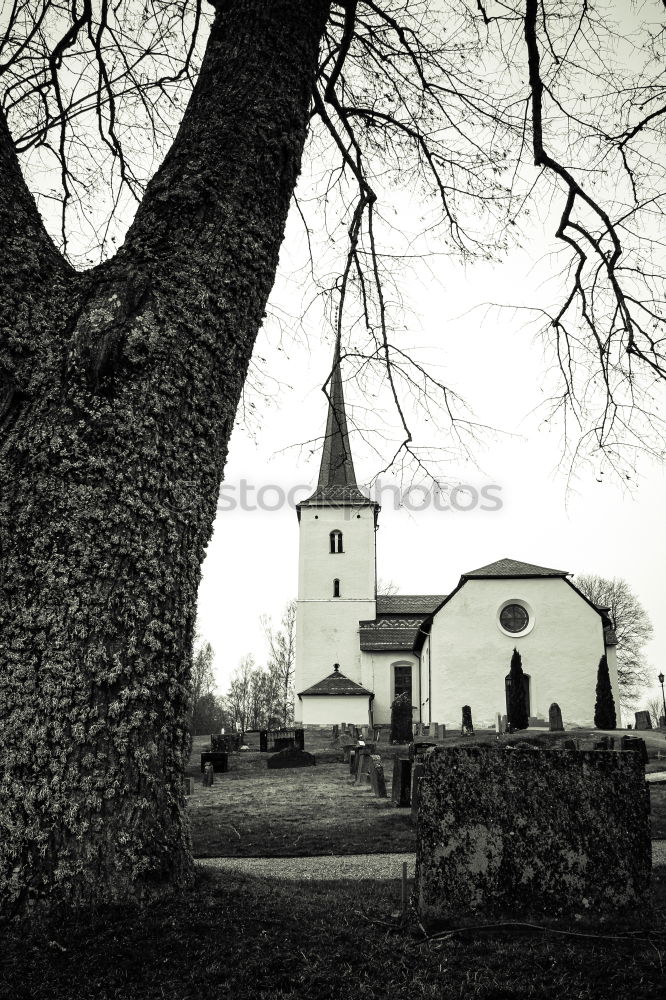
[[317, 349, 357, 489], [298, 348, 379, 509]]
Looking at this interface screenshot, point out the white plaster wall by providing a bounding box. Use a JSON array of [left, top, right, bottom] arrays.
[[300, 694, 371, 726], [429, 578, 617, 729], [294, 504, 376, 722], [361, 651, 420, 724]]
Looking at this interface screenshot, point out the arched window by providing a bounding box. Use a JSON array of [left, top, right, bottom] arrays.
[[329, 530, 343, 554], [333, 579, 340, 598]]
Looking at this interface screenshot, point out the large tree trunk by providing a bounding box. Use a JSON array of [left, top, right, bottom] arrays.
[[0, 0, 330, 912]]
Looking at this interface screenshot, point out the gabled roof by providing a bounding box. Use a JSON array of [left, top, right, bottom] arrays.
[[298, 665, 373, 698], [462, 557, 570, 579], [376, 594, 447, 615]]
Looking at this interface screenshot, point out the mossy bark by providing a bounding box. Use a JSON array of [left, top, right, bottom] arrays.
[[0, 0, 330, 912]]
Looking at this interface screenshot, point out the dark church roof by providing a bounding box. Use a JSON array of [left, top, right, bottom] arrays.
[[359, 615, 428, 651], [298, 665, 373, 698], [462, 557, 570, 579], [298, 350, 378, 509], [376, 594, 447, 615]]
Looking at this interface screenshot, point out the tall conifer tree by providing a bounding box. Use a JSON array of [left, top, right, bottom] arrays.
[[594, 654, 617, 730], [507, 648, 529, 732]]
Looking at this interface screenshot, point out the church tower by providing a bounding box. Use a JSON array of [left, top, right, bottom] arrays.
[[293, 352, 379, 722]]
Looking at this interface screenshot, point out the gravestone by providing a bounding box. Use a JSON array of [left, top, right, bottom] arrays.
[[361, 725, 369, 739], [501, 714, 508, 733], [563, 739, 577, 751], [635, 711, 652, 730], [392, 757, 412, 807], [368, 755, 388, 798], [409, 741, 437, 762], [200, 751, 229, 773], [431, 723, 440, 740], [415, 745, 651, 924], [549, 703, 564, 732], [294, 729, 305, 751], [422, 725, 430, 737], [374, 727, 382, 742], [183, 777, 193, 796], [355, 748, 373, 785], [342, 741, 356, 763], [274, 737, 295, 752], [349, 748, 358, 775], [413, 722, 423, 738], [341, 722, 348, 733], [461, 705, 474, 735], [203, 762, 214, 787], [332, 724, 339, 740], [495, 713, 503, 735], [620, 735, 648, 765], [267, 748, 316, 769], [410, 762, 425, 824]]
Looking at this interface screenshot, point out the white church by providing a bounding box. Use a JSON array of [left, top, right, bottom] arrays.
[[293, 356, 621, 731]]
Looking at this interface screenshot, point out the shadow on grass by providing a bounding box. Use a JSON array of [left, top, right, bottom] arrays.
[[2, 867, 666, 1000]]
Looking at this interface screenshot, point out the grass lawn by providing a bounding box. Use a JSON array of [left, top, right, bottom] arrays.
[[3, 868, 666, 1000], [187, 730, 666, 856]]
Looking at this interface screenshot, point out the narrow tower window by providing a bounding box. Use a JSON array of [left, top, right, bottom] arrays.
[[329, 530, 343, 553], [333, 579, 340, 598]]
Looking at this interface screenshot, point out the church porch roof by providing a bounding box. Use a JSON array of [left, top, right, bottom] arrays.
[[298, 665, 373, 698]]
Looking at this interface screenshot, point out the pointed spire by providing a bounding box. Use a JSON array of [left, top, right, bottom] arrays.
[[317, 349, 357, 489]]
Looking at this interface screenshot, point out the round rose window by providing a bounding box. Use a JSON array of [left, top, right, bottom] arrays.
[[499, 603, 529, 633]]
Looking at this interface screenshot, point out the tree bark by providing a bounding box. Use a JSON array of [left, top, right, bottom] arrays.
[[0, 0, 330, 911]]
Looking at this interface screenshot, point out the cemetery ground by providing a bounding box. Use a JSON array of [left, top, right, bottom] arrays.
[[186, 730, 666, 857], [3, 727, 666, 999]]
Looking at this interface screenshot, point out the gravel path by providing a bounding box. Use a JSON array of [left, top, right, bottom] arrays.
[[198, 841, 666, 880], [198, 853, 415, 880]]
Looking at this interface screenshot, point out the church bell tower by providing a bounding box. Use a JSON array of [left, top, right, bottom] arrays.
[[293, 352, 379, 720]]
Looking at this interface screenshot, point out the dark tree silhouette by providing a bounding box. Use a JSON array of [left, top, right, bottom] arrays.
[[594, 654, 617, 731], [1, 0, 664, 910], [507, 648, 529, 732]]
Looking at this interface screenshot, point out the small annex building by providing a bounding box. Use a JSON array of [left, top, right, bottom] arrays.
[[293, 354, 620, 731]]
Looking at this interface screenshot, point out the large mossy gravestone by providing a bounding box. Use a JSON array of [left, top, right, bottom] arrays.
[[415, 745, 651, 926], [267, 748, 316, 769]]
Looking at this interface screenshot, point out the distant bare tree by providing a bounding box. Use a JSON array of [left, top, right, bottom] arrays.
[[262, 601, 296, 726], [377, 579, 400, 596], [574, 574, 653, 706], [225, 655, 256, 735], [190, 638, 215, 734], [645, 696, 663, 729]]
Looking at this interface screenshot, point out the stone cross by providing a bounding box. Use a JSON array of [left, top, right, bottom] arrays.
[[549, 703, 564, 732]]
